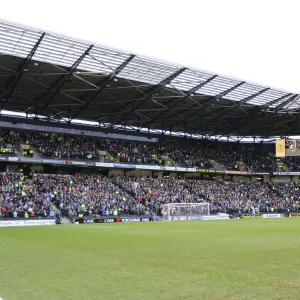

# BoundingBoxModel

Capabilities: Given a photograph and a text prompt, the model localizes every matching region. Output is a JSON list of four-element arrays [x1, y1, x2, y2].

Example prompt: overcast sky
[[1, 0, 299, 93]]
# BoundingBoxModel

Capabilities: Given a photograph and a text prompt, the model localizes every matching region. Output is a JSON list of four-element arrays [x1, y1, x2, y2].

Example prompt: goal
[[162, 203, 210, 221]]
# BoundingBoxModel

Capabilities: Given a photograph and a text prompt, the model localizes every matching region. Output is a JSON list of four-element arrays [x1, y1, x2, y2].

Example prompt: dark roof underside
[[0, 19, 299, 138]]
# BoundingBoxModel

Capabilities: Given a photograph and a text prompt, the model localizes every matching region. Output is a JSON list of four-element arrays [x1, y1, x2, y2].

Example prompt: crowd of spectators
[[20, 132, 279, 171], [24, 132, 109, 161], [0, 173, 54, 218], [0, 129, 19, 155], [237, 151, 276, 171], [283, 157, 300, 171], [0, 129, 294, 173], [109, 141, 169, 165], [1, 173, 300, 219]]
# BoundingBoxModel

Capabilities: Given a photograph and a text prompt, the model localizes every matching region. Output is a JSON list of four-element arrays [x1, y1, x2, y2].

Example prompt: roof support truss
[[220, 93, 293, 135], [169, 81, 245, 131], [72, 54, 135, 119], [0, 32, 46, 110], [144, 75, 218, 128], [191, 87, 270, 134], [39, 44, 94, 114], [114, 67, 187, 124], [262, 94, 299, 136]]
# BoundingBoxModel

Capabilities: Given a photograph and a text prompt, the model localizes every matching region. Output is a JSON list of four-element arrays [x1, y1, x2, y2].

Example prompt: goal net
[[162, 203, 210, 221]]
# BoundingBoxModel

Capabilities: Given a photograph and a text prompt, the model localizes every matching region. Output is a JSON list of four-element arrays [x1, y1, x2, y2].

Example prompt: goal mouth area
[[162, 203, 210, 221], [164, 203, 209, 207]]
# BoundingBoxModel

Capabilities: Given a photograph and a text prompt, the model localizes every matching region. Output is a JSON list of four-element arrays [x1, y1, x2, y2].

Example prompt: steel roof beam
[[273, 94, 299, 112], [72, 54, 135, 119], [239, 87, 270, 105], [169, 81, 245, 131], [114, 67, 187, 124], [143, 75, 218, 127], [190, 87, 270, 133], [0, 32, 46, 110], [220, 93, 293, 135], [262, 94, 299, 136], [292, 108, 300, 133], [39, 44, 94, 114], [235, 94, 298, 137]]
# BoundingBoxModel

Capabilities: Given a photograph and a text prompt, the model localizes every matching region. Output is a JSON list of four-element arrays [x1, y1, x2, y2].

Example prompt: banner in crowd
[[74, 217, 153, 224], [275, 138, 300, 157], [275, 139, 286, 157], [285, 139, 300, 157], [0, 219, 56, 227]]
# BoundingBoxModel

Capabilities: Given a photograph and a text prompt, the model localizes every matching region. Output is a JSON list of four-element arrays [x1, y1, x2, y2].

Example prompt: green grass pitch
[[1, 219, 300, 300]]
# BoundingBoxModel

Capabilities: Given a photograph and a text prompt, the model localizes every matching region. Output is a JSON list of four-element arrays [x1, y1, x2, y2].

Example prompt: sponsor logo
[[202, 215, 230, 221], [104, 218, 115, 223], [0, 220, 55, 227], [197, 169, 224, 174], [190, 216, 203, 220], [114, 164, 136, 169], [95, 162, 114, 168], [224, 170, 248, 175], [121, 218, 141, 222], [140, 218, 150, 222], [262, 214, 282, 219], [290, 213, 300, 217], [71, 161, 87, 166], [242, 214, 262, 219], [175, 167, 186, 172], [136, 165, 161, 170], [43, 159, 64, 165], [163, 167, 175, 171], [251, 172, 269, 175], [82, 219, 94, 223], [8, 157, 19, 162], [273, 172, 300, 175], [75, 217, 151, 224], [0, 221, 17, 226]]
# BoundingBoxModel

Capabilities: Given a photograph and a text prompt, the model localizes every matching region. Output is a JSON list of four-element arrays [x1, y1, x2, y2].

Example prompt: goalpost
[[162, 203, 210, 221]]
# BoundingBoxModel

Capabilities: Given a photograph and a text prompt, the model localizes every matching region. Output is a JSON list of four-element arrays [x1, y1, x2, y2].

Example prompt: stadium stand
[[0, 129, 19, 155], [19, 130, 277, 171], [0, 20, 299, 222], [0, 173, 53, 218], [283, 157, 300, 171], [1, 172, 300, 219]]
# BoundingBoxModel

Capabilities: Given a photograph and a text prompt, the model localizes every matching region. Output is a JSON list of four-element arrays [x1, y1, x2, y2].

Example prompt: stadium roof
[[0, 19, 299, 138]]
